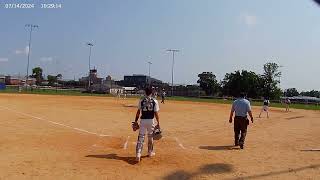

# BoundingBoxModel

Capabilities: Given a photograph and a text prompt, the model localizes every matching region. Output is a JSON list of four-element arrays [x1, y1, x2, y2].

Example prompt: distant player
[[229, 92, 254, 149], [161, 91, 166, 104], [284, 98, 291, 112], [259, 98, 270, 118], [151, 87, 158, 99], [117, 89, 121, 99], [152, 89, 158, 99], [132, 87, 160, 162]]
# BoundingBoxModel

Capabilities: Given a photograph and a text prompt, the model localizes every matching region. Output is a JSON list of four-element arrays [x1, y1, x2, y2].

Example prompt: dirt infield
[[0, 94, 319, 180]]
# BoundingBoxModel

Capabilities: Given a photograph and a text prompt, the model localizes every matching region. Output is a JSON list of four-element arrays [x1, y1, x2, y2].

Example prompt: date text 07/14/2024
[[3, 3, 62, 9]]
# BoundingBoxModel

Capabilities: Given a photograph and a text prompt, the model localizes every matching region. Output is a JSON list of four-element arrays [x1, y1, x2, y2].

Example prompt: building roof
[[281, 96, 320, 102], [124, 87, 137, 91]]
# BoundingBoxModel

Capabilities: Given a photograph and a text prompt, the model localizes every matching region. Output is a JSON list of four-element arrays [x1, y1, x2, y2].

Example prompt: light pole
[[147, 61, 152, 77], [167, 49, 179, 96], [147, 61, 152, 86], [279, 65, 284, 95], [55, 59, 60, 93], [25, 24, 39, 87], [86, 42, 94, 88]]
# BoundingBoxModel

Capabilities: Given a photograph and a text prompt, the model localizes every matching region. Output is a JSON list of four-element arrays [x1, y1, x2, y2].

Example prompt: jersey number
[[142, 102, 153, 111]]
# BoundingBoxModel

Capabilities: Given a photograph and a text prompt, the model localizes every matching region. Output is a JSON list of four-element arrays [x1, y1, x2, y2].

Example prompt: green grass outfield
[[1, 87, 319, 110], [167, 96, 320, 110], [0, 86, 113, 97]]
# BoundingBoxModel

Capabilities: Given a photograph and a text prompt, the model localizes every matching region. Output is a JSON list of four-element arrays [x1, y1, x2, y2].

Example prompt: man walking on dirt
[[133, 87, 160, 162], [229, 93, 254, 149]]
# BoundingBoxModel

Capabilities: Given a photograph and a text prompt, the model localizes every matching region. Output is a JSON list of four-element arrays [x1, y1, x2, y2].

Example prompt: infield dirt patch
[[0, 94, 319, 179]]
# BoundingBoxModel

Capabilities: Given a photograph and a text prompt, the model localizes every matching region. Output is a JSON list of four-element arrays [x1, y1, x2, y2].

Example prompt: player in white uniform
[[133, 87, 160, 162], [161, 91, 166, 104], [284, 98, 291, 112], [259, 98, 270, 118]]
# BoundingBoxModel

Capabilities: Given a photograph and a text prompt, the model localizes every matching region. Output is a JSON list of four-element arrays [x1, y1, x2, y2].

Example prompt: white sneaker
[[136, 154, 141, 162], [148, 152, 156, 157]]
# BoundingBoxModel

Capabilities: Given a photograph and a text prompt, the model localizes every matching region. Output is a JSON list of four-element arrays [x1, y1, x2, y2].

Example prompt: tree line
[[284, 88, 320, 98], [31, 67, 62, 86], [30, 64, 319, 99], [197, 62, 283, 100]]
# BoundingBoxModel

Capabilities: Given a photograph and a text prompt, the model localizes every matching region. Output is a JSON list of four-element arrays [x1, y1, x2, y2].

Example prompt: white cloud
[[15, 46, 29, 55], [15, 50, 23, 54], [239, 13, 258, 27], [0, 58, 9, 62], [40, 57, 53, 62]]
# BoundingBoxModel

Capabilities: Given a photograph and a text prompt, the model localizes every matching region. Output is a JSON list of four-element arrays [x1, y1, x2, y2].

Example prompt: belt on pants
[[235, 116, 247, 119]]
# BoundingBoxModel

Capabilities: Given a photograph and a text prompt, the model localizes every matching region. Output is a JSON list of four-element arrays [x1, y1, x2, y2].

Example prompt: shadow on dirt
[[227, 164, 320, 180], [199, 145, 239, 151], [86, 154, 148, 165], [285, 116, 305, 120], [163, 163, 233, 180]]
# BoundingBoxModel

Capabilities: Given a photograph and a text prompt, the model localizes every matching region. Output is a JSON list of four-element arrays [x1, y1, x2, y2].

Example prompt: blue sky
[[0, 0, 319, 91]]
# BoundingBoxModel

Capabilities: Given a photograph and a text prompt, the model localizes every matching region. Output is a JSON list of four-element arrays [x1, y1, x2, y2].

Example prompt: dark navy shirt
[[138, 96, 160, 119]]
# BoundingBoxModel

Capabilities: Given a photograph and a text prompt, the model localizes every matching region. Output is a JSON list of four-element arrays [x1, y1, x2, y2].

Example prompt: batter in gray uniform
[[229, 93, 254, 149]]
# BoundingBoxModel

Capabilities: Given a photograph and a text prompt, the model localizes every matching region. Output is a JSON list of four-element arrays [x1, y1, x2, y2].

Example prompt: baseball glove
[[132, 121, 139, 131], [153, 125, 162, 140]]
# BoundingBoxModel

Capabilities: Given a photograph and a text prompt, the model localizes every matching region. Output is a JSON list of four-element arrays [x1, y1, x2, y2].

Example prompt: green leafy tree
[[300, 90, 320, 98], [284, 88, 299, 97], [221, 70, 264, 98], [47, 74, 63, 86], [262, 62, 282, 99], [32, 67, 43, 85], [197, 72, 220, 96], [47, 75, 57, 86]]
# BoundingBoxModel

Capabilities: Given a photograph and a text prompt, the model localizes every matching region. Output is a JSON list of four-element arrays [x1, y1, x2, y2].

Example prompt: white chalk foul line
[[174, 137, 186, 149], [99, 134, 111, 137], [48, 120, 73, 128], [73, 128, 99, 136], [0, 106, 111, 137], [123, 136, 130, 150]]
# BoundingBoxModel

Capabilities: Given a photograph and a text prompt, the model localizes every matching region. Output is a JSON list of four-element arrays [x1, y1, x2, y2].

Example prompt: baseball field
[[0, 93, 319, 180]]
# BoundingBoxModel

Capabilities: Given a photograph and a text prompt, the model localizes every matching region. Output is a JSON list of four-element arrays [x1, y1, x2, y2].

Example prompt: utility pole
[[25, 24, 39, 87], [167, 49, 179, 96], [86, 42, 94, 89]]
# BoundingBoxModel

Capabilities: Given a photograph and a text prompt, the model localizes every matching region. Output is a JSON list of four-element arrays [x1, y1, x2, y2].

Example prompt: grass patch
[[167, 96, 320, 111], [0, 87, 113, 97], [1, 88, 319, 110]]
